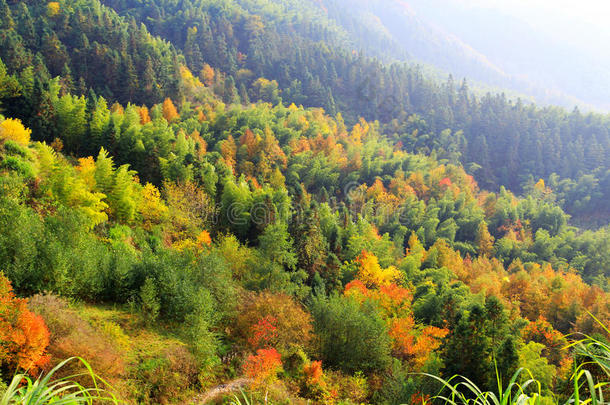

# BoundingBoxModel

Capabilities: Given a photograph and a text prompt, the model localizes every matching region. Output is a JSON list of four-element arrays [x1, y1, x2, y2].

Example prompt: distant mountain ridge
[[314, 0, 610, 111]]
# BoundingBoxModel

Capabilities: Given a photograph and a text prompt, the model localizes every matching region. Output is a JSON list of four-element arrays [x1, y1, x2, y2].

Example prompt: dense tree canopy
[[0, 0, 609, 403]]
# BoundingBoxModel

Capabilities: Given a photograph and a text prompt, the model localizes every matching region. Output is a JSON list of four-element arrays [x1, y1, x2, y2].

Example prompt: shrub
[[182, 289, 219, 370], [324, 369, 369, 404], [234, 291, 313, 355], [3, 140, 30, 158], [0, 118, 31, 145], [310, 294, 391, 373], [139, 277, 160, 325], [133, 345, 198, 405], [134, 249, 236, 324], [0, 273, 49, 373], [0, 156, 34, 179], [242, 348, 283, 388]]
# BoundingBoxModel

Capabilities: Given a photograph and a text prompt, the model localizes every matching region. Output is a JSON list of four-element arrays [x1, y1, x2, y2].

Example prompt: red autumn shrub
[[300, 360, 328, 401], [303, 360, 324, 384], [247, 315, 279, 349], [242, 347, 282, 387]]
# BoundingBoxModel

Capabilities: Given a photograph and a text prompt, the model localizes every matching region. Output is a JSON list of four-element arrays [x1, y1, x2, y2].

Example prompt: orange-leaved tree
[[389, 317, 448, 369], [0, 273, 50, 372], [162, 98, 179, 122], [235, 291, 312, 354]]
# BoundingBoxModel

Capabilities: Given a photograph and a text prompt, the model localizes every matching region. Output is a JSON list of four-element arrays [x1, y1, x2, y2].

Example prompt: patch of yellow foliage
[[47, 2, 60, 17], [138, 183, 169, 226], [0, 118, 31, 145], [179, 66, 203, 89], [356, 250, 402, 288]]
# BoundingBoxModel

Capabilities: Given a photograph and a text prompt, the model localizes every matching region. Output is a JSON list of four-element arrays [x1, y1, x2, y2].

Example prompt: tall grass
[[418, 361, 607, 405], [565, 314, 610, 405], [418, 367, 544, 405], [417, 316, 610, 405], [0, 357, 120, 404], [569, 315, 610, 377], [229, 390, 253, 405]]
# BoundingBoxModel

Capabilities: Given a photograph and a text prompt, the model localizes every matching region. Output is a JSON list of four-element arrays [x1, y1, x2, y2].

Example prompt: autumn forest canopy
[[0, 0, 609, 404]]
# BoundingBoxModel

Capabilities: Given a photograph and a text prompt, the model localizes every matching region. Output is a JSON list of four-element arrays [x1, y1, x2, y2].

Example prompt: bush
[[0, 199, 43, 293], [0, 156, 34, 178], [182, 289, 219, 370], [310, 294, 391, 373], [139, 277, 160, 325], [234, 291, 313, 355], [132, 345, 198, 405], [3, 140, 31, 158], [0, 273, 49, 374], [0, 200, 130, 299]]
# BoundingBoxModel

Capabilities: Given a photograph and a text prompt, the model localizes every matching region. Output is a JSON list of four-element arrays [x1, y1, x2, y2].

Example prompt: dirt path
[[190, 378, 253, 404]]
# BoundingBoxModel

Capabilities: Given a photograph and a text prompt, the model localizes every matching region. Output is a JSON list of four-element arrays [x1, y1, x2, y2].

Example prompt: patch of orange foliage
[[389, 318, 448, 369], [162, 98, 179, 122], [242, 348, 282, 386], [345, 272, 447, 371], [0, 273, 50, 372], [196, 230, 212, 248], [220, 135, 237, 172], [138, 106, 151, 125], [522, 316, 567, 367], [439, 177, 452, 188], [411, 392, 431, 404], [303, 360, 324, 385]]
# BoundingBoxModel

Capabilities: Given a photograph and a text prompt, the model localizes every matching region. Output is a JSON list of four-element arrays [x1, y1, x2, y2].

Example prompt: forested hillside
[[2, 0, 608, 225], [0, 0, 609, 404]]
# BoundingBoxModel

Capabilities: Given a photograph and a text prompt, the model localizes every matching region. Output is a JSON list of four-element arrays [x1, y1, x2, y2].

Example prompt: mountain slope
[[335, 0, 610, 111], [1, 0, 609, 222], [0, 0, 185, 108], [1, 1, 610, 403]]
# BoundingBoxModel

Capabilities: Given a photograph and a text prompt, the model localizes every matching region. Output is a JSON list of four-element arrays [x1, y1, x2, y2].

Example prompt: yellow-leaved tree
[[356, 250, 402, 288], [0, 118, 31, 145], [162, 98, 179, 122], [47, 2, 60, 17], [138, 183, 169, 227]]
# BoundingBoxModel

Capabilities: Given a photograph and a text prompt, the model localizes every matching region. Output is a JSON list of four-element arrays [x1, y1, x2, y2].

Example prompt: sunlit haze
[[465, 0, 610, 46]]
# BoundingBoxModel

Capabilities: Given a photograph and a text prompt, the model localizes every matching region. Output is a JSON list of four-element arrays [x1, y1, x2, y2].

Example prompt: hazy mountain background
[[314, 0, 610, 111]]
